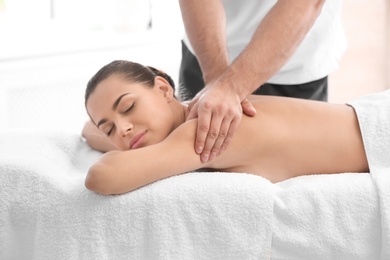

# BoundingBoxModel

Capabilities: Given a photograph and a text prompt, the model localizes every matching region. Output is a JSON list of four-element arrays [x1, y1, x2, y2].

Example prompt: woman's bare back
[[207, 95, 368, 182]]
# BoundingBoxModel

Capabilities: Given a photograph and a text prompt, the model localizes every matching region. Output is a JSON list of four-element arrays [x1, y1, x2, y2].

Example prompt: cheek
[[145, 102, 175, 137], [111, 136, 127, 151]]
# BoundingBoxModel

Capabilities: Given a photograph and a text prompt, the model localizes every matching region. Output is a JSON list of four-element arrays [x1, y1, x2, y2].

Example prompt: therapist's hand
[[187, 86, 256, 162]]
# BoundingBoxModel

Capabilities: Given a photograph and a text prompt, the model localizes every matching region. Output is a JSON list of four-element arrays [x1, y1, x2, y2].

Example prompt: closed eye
[[106, 125, 115, 136], [124, 103, 135, 114]]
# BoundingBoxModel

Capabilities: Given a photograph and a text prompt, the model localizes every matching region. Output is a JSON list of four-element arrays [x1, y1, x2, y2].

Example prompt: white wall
[[2, 0, 388, 134], [329, 0, 389, 102], [0, 0, 184, 134]]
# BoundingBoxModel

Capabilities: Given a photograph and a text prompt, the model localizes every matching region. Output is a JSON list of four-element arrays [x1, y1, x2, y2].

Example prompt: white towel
[[347, 89, 390, 260], [0, 132, 102, 260], [270, 90, 390, 259], [0, 132, 274, 260], [2, 90, 390, 259], [272, 173, 381, 260]]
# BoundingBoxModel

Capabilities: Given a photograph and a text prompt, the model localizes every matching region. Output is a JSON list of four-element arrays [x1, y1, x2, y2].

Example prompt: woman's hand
[[82, 120, 117, 152]]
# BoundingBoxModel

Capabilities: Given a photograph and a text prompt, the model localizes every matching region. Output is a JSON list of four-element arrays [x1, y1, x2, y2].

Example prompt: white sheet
[[272, 173, 381, 259], [1, 90, 389, 259], [0, 132, 385, 260], [0, 133, 274, 260], [347, 89, 390, 260]]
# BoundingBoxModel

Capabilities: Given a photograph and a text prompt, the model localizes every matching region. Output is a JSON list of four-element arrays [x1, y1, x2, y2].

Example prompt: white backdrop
[[0, 0, 183, 134], [0, 34, 182, 134]]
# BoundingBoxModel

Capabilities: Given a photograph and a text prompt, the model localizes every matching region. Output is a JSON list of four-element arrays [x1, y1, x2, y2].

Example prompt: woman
[[84, 60, 369, 195]]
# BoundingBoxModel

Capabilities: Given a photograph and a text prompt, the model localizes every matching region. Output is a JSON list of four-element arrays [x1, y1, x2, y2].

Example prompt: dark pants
[[179, 41, 328, 101]]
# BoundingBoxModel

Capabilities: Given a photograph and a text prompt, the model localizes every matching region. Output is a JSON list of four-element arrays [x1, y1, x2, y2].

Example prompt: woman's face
[[86, 74, 177, 151]]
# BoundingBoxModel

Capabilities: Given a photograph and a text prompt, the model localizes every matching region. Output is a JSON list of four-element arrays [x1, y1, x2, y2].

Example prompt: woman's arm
[[85, 120, 207, 195], [82, 120, 117, 152]]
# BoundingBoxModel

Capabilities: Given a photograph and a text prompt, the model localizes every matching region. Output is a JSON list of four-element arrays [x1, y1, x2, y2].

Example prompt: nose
[[117, 121, 133, 137]]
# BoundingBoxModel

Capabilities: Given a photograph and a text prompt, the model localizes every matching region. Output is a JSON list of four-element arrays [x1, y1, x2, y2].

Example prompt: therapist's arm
[[179, 0, 229, 84], [218, 0, 326, 98], [179, 0, 256, 162], [180, 0, 326, 162]]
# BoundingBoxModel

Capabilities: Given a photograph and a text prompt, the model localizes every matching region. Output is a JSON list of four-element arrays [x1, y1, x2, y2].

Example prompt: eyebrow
[[112, 93, 130, 111], [96, 93, 130, 128]]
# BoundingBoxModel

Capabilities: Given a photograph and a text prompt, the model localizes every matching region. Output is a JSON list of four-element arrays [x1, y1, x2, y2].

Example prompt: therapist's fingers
[[186, 99, 211, 155], [186, 86, 243, 162], [199, 112, 224, 162], [187, 90, 203, 114], [241, 98, 257, 117], [207, 117, 237, 161], [199, 101, 242, 162], [186, 94, 202, 121], [187, 99, 198, 115], [186, 100, 198, 120]]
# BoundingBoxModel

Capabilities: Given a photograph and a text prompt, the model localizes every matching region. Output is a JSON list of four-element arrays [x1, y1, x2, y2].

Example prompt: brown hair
[[85, 60, 175, 104]]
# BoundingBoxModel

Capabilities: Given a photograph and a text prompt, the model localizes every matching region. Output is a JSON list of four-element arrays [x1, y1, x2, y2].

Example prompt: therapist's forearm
[[179, 0, 229, 84], [218, 0, 326, 101]]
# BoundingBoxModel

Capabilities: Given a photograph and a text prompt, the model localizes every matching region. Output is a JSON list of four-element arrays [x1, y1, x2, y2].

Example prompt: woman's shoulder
[[167, 119, 197, 140]]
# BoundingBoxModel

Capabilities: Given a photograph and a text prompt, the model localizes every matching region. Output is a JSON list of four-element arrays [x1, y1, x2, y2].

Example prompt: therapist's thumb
[[241, 98, 256, 117], [186, 101, 199, 121]]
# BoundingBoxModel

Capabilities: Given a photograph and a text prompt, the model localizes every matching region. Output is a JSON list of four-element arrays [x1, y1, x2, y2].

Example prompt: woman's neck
[[171, 100, 189, 129]]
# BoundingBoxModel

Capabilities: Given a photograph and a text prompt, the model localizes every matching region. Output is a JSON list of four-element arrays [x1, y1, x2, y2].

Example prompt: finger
[[220, 115, 241, 153], [241, 98, 256, 117], [186, 101, 199, 120], [208, 117, 231, 161], [187, 99, 197, 113], [195, 104, 213, 155], [200, 113, 224, 162], [187, 90, 203, 112]]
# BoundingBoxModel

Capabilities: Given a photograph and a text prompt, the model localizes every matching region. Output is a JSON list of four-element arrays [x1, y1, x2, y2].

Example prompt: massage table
[[1, 90, 389, 259]]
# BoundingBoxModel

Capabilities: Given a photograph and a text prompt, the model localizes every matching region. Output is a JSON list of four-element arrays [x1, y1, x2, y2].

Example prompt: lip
[[129, 131, 147, 149]]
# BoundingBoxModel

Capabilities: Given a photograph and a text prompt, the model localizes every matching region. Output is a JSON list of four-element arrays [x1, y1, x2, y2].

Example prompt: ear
[[153, 76, 174, 102]]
